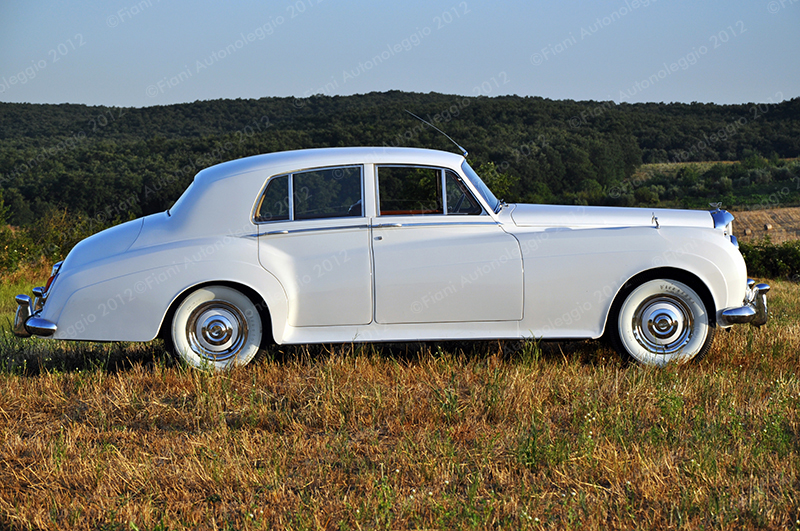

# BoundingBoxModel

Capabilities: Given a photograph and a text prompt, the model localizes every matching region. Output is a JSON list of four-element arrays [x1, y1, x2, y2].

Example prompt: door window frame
[[375, 165, 484, 217]]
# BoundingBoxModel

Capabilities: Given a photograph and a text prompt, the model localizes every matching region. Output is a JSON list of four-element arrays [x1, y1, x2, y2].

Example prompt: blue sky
[[1, 0, 798, 107]]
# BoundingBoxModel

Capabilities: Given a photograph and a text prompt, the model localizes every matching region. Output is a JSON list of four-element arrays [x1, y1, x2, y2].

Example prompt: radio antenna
[[405, 110, 468, 158]]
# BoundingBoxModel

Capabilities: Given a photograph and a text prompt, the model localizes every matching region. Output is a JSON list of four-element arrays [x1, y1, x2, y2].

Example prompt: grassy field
[[732, 207, 800, 244], [0, 274, 798, 530]]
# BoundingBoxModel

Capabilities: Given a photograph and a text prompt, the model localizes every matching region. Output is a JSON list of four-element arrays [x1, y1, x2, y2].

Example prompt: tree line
[[1, 91, 799, 230]]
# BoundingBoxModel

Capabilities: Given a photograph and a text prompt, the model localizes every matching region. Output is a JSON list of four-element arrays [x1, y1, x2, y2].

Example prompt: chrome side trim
[[373, 221, 498, 229], [264, 224, 369, 236], [288, 173, 295, 220]]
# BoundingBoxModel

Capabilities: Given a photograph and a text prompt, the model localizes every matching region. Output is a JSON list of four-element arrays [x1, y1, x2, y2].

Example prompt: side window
[[255, 166, 363, 222], [378, 166, 442, 216], [294, 167, 362, 219], [256, 175, 290, 222], [446, 171, 482, 215]]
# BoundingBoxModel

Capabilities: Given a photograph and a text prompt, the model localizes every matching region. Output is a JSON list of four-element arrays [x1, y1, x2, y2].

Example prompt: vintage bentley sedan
[[14, 147, 769, 369]]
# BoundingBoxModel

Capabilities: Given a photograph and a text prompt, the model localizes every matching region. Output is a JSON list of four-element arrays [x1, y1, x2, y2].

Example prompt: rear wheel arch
[[158, 280, 274, 345]]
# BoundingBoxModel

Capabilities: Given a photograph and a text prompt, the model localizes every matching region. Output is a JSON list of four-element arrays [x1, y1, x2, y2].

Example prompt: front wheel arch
[[608, 268, 717, 327], [605, 268, 717, 365]]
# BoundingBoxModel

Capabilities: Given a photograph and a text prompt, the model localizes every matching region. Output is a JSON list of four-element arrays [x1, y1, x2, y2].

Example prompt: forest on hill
[[1, 91, 799, 231]]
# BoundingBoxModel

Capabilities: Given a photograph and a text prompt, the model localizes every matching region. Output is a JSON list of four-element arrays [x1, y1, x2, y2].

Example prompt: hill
[[1, 92, 799, 226]]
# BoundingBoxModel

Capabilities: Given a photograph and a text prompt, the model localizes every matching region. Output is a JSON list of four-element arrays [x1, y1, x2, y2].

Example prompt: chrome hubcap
[[201, 315, 234, 346], [632, 295, 693, 354], [186, 300, 248, 362]]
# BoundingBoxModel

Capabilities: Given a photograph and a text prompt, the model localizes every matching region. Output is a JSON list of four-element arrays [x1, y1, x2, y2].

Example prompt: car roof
[[195, 147, 467, 184]]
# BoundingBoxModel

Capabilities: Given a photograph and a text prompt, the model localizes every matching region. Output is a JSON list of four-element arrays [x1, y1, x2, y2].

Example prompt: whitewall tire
[[171, 286, 263, 370], [612, 279, 715, 366]]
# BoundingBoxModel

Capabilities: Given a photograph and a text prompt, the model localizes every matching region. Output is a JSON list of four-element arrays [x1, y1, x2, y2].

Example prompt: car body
[[14, 147, 769, 369]]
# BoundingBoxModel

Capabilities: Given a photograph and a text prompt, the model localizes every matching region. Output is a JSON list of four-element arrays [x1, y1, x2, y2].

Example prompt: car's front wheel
[[610, 278, 715, 366], [170, 285, 264, 370]]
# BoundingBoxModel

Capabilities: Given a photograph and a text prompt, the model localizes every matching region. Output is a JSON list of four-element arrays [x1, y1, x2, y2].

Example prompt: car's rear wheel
[[610, 278, 715, 366], [171, 285, 263, 370]]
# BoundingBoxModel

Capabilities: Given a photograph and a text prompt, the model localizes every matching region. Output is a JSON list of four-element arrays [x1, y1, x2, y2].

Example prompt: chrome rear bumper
[[13, 292, 57, 338], [720, 279, 770, 327], [13, 261, 61, 338]]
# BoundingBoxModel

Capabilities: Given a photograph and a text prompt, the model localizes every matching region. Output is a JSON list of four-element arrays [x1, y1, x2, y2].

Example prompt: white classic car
[[14, 147, 769, 369]]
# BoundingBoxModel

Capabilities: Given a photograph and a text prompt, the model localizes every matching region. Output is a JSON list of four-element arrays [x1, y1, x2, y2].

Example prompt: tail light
[[44, 261, 63, 294]]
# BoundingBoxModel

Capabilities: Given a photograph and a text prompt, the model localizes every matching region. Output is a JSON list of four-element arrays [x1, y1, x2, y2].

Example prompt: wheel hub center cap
[[653, 312, 676, 333], [647, 307, 681, 339], [201, 315, 234, 346]]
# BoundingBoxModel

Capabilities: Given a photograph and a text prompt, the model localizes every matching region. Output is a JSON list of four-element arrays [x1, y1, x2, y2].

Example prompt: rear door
[[256, 166, 372, 327]]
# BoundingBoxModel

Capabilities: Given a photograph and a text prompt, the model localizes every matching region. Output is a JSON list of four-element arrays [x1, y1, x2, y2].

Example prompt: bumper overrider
[[720, 279, 770, 327], [12, 262, 61, 338]]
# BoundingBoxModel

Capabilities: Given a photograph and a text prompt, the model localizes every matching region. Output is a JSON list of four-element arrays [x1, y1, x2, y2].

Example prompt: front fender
[[512, 226, 745, 339]]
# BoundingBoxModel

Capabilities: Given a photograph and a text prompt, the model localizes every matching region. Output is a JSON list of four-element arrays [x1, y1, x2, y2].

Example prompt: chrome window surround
[[375, 165, 485, 217], [253, 165, 365, 224], [461, 161, 500, 213]]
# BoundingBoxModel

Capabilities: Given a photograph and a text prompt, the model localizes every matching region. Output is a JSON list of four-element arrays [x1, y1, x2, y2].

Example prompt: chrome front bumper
[[13, 290, 57, 338], [720, 279, 770, 327]]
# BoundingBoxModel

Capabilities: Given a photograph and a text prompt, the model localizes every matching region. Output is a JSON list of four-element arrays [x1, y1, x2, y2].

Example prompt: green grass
[[0, 277, 35, 318]]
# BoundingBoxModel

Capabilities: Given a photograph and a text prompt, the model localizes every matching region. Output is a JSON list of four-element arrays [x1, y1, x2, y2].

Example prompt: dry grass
[[732, 207, 800, 244], [0, 281, 799, 530]]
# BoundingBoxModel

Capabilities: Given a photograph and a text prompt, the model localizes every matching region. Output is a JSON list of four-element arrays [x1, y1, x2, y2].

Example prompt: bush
[[0, 208, 115, 277], [26, 209, 114, 264], [0, 225, 34, 274], [739, 238, 800, 279], [0, 192, 36, 274]]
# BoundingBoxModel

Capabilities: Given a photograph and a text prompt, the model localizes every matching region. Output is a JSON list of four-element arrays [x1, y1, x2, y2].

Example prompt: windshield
[[461, 160, 500, 213]]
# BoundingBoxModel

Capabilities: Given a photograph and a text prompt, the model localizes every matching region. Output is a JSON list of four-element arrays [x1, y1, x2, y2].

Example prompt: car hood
[[509, 204, 714, 230], [61, 217, 145, 270]]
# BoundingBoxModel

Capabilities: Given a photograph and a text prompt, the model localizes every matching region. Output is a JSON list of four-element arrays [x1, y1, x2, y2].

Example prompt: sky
[[0, 0, 798, 108]]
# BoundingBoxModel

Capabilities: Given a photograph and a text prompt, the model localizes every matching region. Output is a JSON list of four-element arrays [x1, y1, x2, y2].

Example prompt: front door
[[371, 165, 523, 324]]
